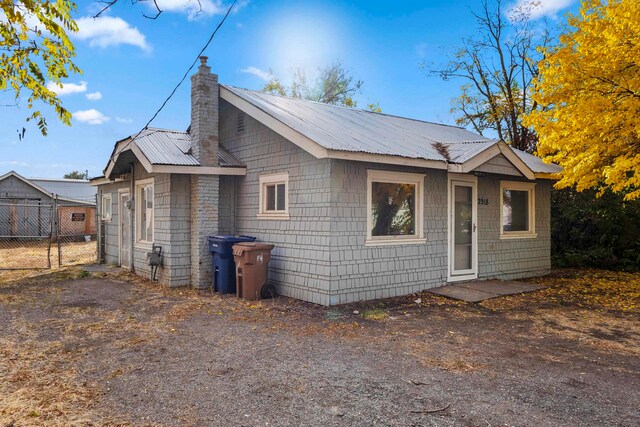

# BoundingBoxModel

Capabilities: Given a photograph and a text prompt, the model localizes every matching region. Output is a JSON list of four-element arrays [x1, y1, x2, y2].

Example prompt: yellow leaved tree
[[0, 0, 80, 136], [525, 0, 640, 200]]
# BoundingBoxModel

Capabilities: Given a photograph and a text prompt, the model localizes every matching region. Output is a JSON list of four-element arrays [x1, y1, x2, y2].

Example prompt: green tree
[[64, 170, 87, 179], [262, 62, 381, 111], [428, 0, 551, 152], [1, 0, 81, 136]]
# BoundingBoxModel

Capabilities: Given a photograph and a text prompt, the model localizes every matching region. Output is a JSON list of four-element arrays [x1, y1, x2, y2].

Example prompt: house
[[0, 170, 96, 239], [92, 57, 561, 305]]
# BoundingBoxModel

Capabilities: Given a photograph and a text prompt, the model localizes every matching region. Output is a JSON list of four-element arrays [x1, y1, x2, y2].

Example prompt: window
[[366, 170, 425, 245], [101, 194, 112, 221], [500, 181, 536, 238], [258, 172, 289, 219], [135, 178, 154, 245]]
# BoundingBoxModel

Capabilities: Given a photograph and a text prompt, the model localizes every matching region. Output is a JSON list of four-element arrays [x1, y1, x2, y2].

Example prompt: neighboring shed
[[0, 171, 96, 238]]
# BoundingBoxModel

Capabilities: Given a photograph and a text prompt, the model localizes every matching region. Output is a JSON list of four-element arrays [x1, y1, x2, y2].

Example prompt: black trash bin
[[208, 235, 256, 293]]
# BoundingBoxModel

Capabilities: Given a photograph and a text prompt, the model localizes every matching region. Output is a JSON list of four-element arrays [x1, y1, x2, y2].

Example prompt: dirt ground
[[1, 267, 639, 426]]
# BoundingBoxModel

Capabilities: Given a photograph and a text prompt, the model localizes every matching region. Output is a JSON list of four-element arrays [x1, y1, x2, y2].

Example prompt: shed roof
[[30, 177, 96, 203], [0, 171, 95, 205]]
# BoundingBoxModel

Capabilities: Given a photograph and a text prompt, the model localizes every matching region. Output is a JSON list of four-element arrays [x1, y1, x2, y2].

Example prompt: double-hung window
[[136, 178, 154, 245], [500, 181, 536, 238], [366, 170, 425, 245], [258, 172, 289, 219], [101, 194, 112, 221]]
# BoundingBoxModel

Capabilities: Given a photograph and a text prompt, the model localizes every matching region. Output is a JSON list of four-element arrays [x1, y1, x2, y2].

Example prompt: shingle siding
[[328, 161, 449, 304], [472, 153, 523, 177], [220, 100, 333, 305], [477, 176, 551, 279], [98, 163, 195, 287]]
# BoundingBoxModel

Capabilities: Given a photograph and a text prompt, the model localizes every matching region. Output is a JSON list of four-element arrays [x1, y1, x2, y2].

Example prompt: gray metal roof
[[30, 177, 97, 203], [132, 128, 244, 167], [512, 148, 562, 174], [443, 141, 498, 163], [223, 85, 493, 162]]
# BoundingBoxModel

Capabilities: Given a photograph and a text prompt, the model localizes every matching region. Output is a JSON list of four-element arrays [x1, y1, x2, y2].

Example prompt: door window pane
[[503, 189, 529, 232], [454, 185, 473, 270], [371, 182, 416, 236]]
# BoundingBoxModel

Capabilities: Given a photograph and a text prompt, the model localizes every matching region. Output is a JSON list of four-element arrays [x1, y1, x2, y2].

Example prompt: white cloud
[[73, 109, 110, 125], [75, 16, 150, 51], [0, 160, 29, 167], [155, 0, 225, 20], [86, 91, 102, 101], [115, 117, 133, 123], [153, 0, 248, 20], [240, 66, 271, 81], [509, 0, 576, 20], [46, 81, 88, 96]]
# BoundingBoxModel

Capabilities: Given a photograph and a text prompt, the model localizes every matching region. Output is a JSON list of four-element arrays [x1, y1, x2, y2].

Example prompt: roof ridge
[[221, 84, 476, 131]]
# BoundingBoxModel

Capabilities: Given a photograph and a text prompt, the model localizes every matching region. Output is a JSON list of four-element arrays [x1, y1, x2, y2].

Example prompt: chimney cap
[[199, 56, 208, 66]]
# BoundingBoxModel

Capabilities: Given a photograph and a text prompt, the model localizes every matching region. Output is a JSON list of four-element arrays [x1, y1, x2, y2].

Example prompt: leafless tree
[[428, 0, 552, 153]]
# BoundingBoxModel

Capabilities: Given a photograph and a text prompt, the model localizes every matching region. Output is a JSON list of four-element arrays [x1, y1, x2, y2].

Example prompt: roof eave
[[447, 141, 536, 180], [325, 149, 447, 170]]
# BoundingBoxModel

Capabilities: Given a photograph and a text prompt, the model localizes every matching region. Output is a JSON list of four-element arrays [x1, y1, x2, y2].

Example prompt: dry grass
[[481, 268, 640, 313], [0, 239, 96, 271]]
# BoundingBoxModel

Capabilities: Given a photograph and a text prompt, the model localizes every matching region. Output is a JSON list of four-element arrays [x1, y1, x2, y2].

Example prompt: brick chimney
[[190, 56, 218, 166], [189, 56, 220, 289]]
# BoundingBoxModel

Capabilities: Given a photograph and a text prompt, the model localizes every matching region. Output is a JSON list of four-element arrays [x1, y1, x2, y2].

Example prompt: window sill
[[257, 213, 290, 220], [365, 238, 426, 247], [499, 233, 538, 240]]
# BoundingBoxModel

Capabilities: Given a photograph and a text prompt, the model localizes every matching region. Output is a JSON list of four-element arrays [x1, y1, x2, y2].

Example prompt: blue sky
[[0, 0, 578, 178]]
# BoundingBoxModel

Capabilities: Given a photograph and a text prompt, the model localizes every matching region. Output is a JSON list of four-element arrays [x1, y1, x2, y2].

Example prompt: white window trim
[[135, 177, 154, 248], [500, 180, 537, 239], [366, 170, 426, 246], [258, 172, 290, 219], [101, 194, 112, 222]]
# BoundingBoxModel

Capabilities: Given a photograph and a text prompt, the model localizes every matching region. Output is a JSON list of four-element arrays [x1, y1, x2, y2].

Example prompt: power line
[[109, 0, 237, 164]]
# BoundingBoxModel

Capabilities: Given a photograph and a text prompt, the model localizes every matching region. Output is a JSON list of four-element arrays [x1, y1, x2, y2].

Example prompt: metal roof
[[512, 148, 562, 174], [131, 128, 244, 167], [444, 141, 498, 163], [0, 171, 95, 205], [223, 85, 493, 162], [30, 177, 97, 203]]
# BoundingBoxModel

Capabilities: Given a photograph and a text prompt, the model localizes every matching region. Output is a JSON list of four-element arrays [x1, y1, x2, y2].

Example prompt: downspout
[[96, 191, 102, 263], [130, 163, 135, 272]]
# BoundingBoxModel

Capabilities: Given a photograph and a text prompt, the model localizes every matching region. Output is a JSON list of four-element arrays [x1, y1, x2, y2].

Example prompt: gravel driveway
[[1, 268, 639, 426]]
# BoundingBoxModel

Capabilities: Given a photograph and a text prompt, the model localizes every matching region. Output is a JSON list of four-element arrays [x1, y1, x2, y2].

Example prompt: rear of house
[[94, 57, 560, 305]]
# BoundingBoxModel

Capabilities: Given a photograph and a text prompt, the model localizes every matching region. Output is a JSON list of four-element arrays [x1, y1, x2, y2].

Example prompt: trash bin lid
[[208, 235, 256, 243], [233, 242, 274, 251]]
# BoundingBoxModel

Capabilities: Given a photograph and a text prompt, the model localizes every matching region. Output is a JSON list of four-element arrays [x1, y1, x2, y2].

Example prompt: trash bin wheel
[[261, 283, 277, 299]]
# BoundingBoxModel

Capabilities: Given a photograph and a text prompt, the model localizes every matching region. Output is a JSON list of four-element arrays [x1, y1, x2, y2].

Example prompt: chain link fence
[[0, 200, 54, 269], [56, 204, 98, 266], [0, 198, 98, 270]]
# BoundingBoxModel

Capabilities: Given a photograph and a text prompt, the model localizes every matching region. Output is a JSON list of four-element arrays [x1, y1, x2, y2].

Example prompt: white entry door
[[119, 191, 131, 268], [449, 178, 477, 281]]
